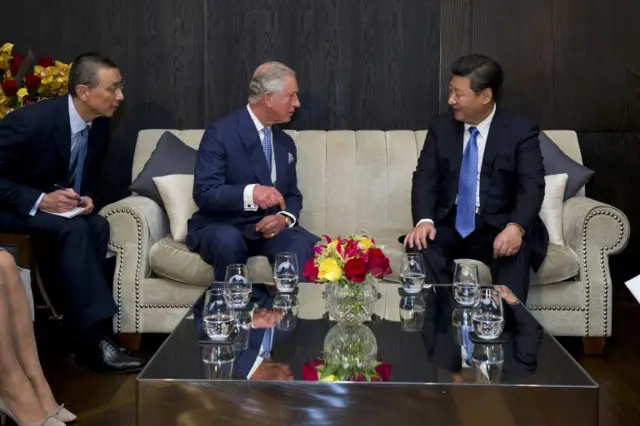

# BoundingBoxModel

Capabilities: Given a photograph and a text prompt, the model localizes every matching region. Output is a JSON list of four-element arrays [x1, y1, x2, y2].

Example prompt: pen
[[53, 184, 85, 207]]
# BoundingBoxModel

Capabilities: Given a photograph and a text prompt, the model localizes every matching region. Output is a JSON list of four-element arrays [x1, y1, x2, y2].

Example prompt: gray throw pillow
[[538, 132, 594, 200], [129, 131, 198, 208]]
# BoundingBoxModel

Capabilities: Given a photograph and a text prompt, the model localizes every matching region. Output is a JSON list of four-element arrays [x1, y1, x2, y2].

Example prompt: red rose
[[23, 74, 41, 92], [10, 54, 24, 75], [302, 258, 319, 282], [1, 79, 18, 97], [344, 258, 367, 282], [368, 248, 392, 278], [302, 360, 323, 380], [37, 56, 54, 68]]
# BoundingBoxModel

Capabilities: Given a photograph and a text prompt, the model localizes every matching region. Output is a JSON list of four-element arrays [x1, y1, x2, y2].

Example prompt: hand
[[80, 196, 94, 215], [253, 185, 286, 210], [403, 221, 437, 250], [252, 308, 283, 328], [494, 285, 519, 305], [39, 189, 80, 213], [493, 224, 523, 258], [250, 360, 293, 381], [256, 215, 287, 239]]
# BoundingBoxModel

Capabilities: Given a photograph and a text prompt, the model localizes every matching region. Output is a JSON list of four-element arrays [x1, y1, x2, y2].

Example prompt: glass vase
[[324, 277, 378, 323], [323, 322, 378, 370]]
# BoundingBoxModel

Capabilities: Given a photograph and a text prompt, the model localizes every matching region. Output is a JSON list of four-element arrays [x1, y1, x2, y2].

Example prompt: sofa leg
[[119, 333, 142, 351], [582, 336, 606, 355]]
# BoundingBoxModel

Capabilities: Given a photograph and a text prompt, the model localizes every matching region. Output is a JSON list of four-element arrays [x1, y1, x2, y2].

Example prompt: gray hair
[[248, 62, 295, 104]]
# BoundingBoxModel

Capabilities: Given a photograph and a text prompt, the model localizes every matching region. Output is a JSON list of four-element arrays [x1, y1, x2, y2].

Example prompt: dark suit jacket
[[411, 108, 548, 271], [188, 108, 303, 240], [0, 96, 109, 226]]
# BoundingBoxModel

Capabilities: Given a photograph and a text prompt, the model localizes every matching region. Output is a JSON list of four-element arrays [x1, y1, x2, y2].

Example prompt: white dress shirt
[[242, 104, 296, 226], [418, 104, 496, 226], [246, 326, 275, 379]]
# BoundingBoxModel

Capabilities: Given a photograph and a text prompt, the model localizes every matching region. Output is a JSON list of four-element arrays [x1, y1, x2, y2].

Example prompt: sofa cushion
[[539, 132, 594, 200], [531, 244, 580, 286], [129, 131, 198, 208], [153, 174, 198, 243], [539, 173, 568, 246]]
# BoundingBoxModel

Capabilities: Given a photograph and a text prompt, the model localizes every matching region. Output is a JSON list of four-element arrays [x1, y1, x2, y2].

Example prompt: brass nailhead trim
[[140, 304, 192, 309]]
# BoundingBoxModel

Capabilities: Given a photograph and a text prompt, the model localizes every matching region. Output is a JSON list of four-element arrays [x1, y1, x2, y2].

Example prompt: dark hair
[[68, 53, 118, 97], [451, 54, 503, 102]]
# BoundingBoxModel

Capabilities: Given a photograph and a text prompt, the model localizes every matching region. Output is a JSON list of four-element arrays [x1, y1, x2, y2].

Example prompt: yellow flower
[[17, 88, 28, 100], [318, 258, 342, 281], [327, 240, 338, 250], [359, 237, 373, 251], [0, 43, 14, 55], [319, 375, 336, 382]]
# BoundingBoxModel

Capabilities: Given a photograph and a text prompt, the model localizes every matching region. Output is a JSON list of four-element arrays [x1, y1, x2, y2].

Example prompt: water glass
[[274, 252, 299, 292], [472, 344, 504, 384], [225, 264, 252, 308], [471, 288, 505, 340], [232, 310, 252, 350], [399, 253, 426, 294], [273, 293, 299, 331], [399, 295, 426, 332], [453, 262, 480, 305], [452, 306, 473, 346], [202, 345, 235, 380], [203, 286, 236, 341]]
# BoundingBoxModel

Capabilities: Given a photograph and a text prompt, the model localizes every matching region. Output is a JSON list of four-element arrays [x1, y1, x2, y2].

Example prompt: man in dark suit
[[0, 53, 143, 372], [187, 62, 320, 281], [405, 54, 548, 303]]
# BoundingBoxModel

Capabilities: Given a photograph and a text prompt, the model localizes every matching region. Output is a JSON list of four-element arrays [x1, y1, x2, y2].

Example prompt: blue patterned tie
[[260, 327, 272, 359], [262, 128, 273, 176], [455, 127, 479, 238], [69, 127, 89, 194]]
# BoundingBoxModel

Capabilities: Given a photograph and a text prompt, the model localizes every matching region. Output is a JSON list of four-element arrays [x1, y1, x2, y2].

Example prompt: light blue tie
[[262, 128, 273, 176], [455, 127, 479, 238], [69, 127, 89, 194], [259, 327, 272, 359]]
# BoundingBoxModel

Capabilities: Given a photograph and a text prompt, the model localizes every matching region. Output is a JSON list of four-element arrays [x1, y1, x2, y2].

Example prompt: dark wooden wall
[[4, 0, 640, 295]]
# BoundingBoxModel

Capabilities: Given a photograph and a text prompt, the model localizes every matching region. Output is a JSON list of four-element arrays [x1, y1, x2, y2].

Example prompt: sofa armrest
[[562, 196, 630, 336], [99, 195, 170, 333]]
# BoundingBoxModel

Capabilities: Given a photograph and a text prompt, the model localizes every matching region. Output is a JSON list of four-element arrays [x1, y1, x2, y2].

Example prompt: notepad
[[42, 207, 85, 219]]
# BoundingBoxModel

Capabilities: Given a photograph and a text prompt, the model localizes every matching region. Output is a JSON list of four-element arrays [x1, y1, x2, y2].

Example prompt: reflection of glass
[[233, 310, 252, 350], [203, 286, 235, 340], [274, 252, 299, 293], [452, 306, 473, 346], [471, 288, 505, 340], [202, 345, 235, 380], [323, 322, 378, 369], [472, 344, 504, 384], [399, 295, 426, 332], [399, 253, 426, 293], [224, 264, 252, 308], [453, 263, 479, 305], [273, 293, 299, 331]]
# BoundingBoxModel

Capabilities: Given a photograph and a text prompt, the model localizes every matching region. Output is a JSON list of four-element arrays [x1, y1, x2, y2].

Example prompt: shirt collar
[[68, 95, 92, 135], [464, 103, 496, 138], [246, 104, 270, 134]]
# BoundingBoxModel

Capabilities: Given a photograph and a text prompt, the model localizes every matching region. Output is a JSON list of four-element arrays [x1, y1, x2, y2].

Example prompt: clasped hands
[[404, 221, 522, 258], [253, 185, 288, 239], [249, 308, 293, 381], [39, 188, 94, 215]]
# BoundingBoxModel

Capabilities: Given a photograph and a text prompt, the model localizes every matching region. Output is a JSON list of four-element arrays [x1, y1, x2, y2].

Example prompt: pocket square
[[288, 152, 295, 164]]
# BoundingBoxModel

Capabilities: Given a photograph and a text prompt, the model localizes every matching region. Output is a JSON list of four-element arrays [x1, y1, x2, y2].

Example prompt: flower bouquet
[[303, 234, 392, 323], [302, 359, 392, 382]]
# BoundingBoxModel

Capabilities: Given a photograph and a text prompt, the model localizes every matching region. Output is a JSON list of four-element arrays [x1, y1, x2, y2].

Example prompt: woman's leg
[[0, 253, 48, 424], [0, 252, 59, 414]]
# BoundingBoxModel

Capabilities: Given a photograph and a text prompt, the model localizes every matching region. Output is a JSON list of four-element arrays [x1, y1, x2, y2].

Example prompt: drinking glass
[[273, 252, 299, 293], [399, 295, 426, 332], [203, 286, 235, 340], [225, 264, 252, 308], [232, 310, 252, 351], [273, 293, 299, 331], [399, 253, 426, 294], [472, 344, 504, 384], [471, 288, 505, 340], [202, 345, 235, 380], [453, 262, 480, 305]]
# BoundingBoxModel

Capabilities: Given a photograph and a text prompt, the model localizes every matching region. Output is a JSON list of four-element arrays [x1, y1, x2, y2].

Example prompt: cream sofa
[[100, 129, 629, 348]]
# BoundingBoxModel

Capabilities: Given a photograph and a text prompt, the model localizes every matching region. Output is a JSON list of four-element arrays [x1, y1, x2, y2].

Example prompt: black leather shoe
[[74, 337, 146, 373]]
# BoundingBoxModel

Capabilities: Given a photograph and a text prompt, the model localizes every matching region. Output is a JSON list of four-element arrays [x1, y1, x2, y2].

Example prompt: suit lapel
[[53, 106, 71, 181], [450, 120, 464, 176], [237, 109, 272, 185], [479, 109, 507, 209], [272, 130, 288, 189]]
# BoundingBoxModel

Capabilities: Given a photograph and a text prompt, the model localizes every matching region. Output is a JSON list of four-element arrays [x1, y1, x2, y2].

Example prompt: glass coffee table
[[137, 283, 598, 426]]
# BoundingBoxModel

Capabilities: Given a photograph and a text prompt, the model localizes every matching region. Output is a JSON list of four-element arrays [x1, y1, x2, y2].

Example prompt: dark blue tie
[[455, 127, 480, 238], [262, 128, 273, 176], [69, 127, 89, 193], [259, 327, 272, 359]]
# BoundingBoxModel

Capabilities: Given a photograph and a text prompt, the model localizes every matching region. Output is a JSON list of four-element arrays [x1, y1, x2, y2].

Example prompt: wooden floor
[[36, 302, 640, 426]]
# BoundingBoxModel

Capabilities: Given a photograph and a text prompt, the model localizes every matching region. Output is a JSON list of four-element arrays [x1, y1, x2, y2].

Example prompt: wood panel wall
[[4, 0, 640, 293]]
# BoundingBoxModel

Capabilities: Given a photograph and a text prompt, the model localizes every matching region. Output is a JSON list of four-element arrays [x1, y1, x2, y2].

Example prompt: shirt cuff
[[29, 193, 45, 216], [417, 218, 434, 226], [247, 356, 264, 379], [277, 211, 296, 227], [243, 184, 258, 211]]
